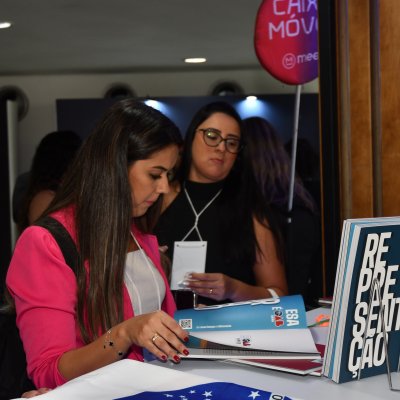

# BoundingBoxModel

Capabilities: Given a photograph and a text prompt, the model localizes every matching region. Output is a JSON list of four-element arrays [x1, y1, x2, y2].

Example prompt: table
[[156, 358, 400, 400], [12, 358, 399, 400]]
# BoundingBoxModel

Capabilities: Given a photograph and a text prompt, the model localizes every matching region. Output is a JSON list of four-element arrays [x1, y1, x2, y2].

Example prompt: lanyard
[[181, 186, 222, 241]]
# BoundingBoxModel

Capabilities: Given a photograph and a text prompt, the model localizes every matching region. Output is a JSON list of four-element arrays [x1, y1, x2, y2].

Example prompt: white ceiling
[[0, 0, 264, 75]]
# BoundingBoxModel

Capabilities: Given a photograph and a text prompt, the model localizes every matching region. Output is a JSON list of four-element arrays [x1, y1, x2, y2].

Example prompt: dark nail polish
[[184, 337, 189, 342], [183, 349, 189, 356], [161, 355, 167, 360], [173, 355, 181, 362]]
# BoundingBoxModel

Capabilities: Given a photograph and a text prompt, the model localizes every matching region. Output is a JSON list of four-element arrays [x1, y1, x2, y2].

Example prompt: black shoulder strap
[[34, 216, 79, 274]]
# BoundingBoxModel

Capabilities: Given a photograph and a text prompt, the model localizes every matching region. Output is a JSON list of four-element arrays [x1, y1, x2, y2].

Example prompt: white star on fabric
[[248, 391, 261, 399], [164, 395, 173, 398], [189, 390, 196, 394], [203, 391, 213, 398]]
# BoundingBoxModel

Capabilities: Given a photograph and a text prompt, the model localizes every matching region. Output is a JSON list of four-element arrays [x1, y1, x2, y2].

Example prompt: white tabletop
[[12, 358, 399, 400], [156, 358, 400, 400]]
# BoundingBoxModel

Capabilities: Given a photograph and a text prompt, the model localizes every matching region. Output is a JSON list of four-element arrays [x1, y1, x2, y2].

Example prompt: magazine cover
[[324, 218, 400, 383], [175, 295, 319, 359]]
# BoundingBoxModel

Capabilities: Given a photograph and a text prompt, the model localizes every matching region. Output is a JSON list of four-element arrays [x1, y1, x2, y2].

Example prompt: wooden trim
[[337, 0, 353, 219], [380, 1, 400, 216], [370, 0, 383, 216]]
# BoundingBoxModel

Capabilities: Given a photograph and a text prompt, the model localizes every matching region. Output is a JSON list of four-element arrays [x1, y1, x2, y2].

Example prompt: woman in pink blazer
[[6, 99, 189, 389]]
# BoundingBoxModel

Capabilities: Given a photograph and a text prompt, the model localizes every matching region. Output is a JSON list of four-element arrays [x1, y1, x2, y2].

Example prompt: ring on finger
[[151, 333, 160, 343], [209, 288, 213, 294]]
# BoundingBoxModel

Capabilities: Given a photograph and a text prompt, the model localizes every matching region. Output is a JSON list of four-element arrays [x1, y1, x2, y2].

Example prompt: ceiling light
[[184, 57, 206, 64], [0, 21, 12, 29], [144, 99, 160, 109]]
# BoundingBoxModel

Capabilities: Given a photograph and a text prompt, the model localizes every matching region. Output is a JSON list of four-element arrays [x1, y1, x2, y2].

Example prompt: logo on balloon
[[283, 53, 296, 70]]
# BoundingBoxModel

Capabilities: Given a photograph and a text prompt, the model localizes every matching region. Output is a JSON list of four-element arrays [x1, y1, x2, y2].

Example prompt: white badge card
[[170, 241, 207, 291]]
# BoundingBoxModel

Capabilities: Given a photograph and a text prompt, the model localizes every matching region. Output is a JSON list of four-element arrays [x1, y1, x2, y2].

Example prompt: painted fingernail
[[183, 349, 190, 356], [184, 337, 189, 342], [173, 355, 181, 362], [161, 355, 167, 360]]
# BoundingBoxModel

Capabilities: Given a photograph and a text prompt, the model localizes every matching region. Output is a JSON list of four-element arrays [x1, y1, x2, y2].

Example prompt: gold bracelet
[[103, 329, 125, 358]]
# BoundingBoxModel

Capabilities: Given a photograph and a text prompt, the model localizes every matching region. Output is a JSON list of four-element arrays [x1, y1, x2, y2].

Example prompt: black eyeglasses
[[197, 128, 242, 154]]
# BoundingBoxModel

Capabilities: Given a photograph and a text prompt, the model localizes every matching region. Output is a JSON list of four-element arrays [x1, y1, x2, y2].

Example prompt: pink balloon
[[254, 0, 319, 85]]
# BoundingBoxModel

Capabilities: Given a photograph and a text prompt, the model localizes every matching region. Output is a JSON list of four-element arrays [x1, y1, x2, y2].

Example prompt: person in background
[[6, 99, 189, 390], [154, 102, 288, 308], [242, 117, 321, 306], [285, 137, 321, 212], [15, 130, 82, 233]]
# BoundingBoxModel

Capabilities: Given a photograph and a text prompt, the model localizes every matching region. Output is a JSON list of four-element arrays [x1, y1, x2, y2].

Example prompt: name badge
[[170, 241, 207, 290]]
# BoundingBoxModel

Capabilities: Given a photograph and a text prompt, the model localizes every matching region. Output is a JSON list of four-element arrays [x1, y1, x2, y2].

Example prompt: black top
[[272, 202, 322, 307], [154, 180, 256, 307]]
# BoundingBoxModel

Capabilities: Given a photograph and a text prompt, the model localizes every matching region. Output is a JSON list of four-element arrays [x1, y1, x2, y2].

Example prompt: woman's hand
[[185, 266, 287, 302], [184, 272, 236, 301], [123, 310, 189, 363], [58, 310, 189, 382]]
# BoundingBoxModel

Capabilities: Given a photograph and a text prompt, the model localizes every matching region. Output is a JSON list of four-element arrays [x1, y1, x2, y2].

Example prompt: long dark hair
[[243, 117, 316, 213], [45, 99, 182, 343], [17, 130, 82, 232], [242, 117, 319, 263], [178, 101, 258, 271]]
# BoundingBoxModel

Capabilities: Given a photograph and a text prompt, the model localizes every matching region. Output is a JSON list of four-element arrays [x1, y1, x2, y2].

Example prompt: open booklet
[[175, 295, 320, 360], [223, 307, 331, 376]]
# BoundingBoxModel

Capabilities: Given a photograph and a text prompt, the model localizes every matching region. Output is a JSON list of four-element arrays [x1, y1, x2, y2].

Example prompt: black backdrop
[[56, 94, 319, 153]]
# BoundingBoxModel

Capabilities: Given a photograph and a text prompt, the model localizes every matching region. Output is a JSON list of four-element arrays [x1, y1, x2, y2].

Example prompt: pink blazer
[[6, 207, 176, 388]]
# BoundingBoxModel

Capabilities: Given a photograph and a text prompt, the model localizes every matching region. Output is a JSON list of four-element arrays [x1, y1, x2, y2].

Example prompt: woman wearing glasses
[[154, 101, 287, 307]]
